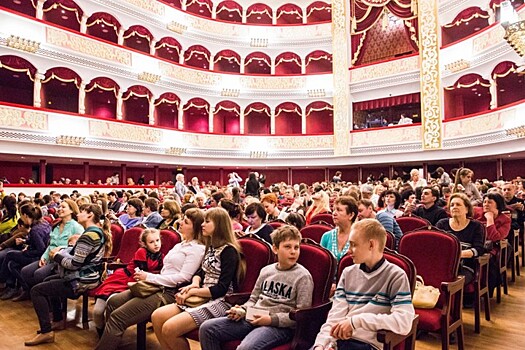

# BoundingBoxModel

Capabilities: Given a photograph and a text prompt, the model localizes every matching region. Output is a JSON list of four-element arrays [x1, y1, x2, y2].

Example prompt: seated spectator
[[313, 219, 415, 350], [195, 193, 207, 209], [107, 192, 121, 213], [199, 225, 314, 350], [502, 182, 524, 236], [320, 197, 358, 262], [220, 199, 243, 232], [285, 212, 306, 230], [0, 196, 19, 238], [305, 190, 331, 225], [408, 169, 427, 190], [280, 187, 296, 207], [244, 202, 274, 244], [118, 198, 144, 230], [142, 198, 163, 228], [436, 167, 451, 187], [358, 199, 403, 245], [157, 200, 182, 230], [377, 190, 403, 219], [261, 193, 283, 222], [404, 186, 448, 225]]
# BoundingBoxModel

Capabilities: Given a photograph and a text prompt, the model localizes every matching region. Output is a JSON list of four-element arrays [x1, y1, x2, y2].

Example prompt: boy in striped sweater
[[313, 219, 415, 350]]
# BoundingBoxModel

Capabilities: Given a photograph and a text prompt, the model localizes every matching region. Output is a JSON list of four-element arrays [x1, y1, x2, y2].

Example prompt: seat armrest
[[288, 301, 332, 350], [224, 292, 251, 306], [107, 262, 127, 271], [377, 314, 419, 350], [440, 275, 465, 295]]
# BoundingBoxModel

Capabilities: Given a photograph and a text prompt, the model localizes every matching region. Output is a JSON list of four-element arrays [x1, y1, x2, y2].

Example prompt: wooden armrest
[[476, 254, 490, 266], [440, 275, 465, 295], [288, 302, 333, 350], [224, 292, 251, 306], [377, 314, 419, 349]]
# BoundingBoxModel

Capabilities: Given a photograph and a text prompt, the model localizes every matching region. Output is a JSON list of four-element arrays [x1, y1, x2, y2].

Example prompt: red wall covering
[[52, 164, 84, 182]]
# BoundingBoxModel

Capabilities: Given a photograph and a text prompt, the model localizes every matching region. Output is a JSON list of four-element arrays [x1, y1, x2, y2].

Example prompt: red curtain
[[353, 92, 420, 111], [446, 74, 490, 90], [306, 101, 333, 115], [215, 100, 240, 114], [216, 1, 242, 18], [184, 97, 209, 112], [404, 18, 419, 51], [85, 77, 119, 93], [155, 37, 182, 51], [186, 0, 213, 17], [43, 0, 84, 23], [275, 52, 302, 73], [155, 92, 180, 105], [0, 55, 36, 77], [443, 7, 489, 28], [122, 85, 152, 100], [87, 12, 121, 30], [245, 102, 270, 116], [214, 49, 241, 64], [245, 51, 271, 66], [123, 25, 153, 41], [275, 102, 301, 117], [246, 3, 273, 23], [276, 4, 303, 24], [492, 61, 517, 78], [43, 67, 81, 87], [185, 45, 210, 60], [306, 1, 331, 23], [351, 0, 415, 34]]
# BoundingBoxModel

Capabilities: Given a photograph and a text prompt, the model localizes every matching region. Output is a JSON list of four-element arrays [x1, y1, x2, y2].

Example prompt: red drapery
[[155, 92, 180, 106], [186, 0, 213, 17], [122, 85, 152, 100], [276, 4, 303, 24], [184, 98, 209, 114], [305, 50, 332, 66], [404, 18, 419, 51], [246, 3, 273, 23], [155, 37, 182, 51], [275, 52, 302, 67], [0, 55, 36, 78], [275, 102, 302, 117], [351, 0, 416, 34], [214, 49, 241, 64], [215, 100, 240, 115], [353, 92, 420, 111], [216, 1, 242, 17], [245, 102, 271, 117], [306, 1, 331, 23], [87, 12, 121, 32], [43, 67, 81, 88], [443, 7, 490, 28], [123, 25, 153, 41], [85, 77, 119, 96], [492, 61, 518, 78], [185, 45, 210, 61], [245, 51, 271, 67], [43, 0, 84, 23], [445, 74, 491, 90], [306, 101, 333, 116]]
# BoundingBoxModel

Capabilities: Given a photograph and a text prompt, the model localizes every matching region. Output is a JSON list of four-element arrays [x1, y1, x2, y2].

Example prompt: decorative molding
[[221, 88, 240, 97], [445, 59, 470, 73], [89, 120, 162, 143], [167, 21, 188, 34], [307, 89, 326, 98], [6, 35, 40, 53], [506, 125, 525, 138], [138, 72, 161, 83], [250, 151, 268, 158], [351, 126, 422, 147], [418, 0, 443, 150], [0, 107, 48, 131], [55, 135, 85, 146], [165, 147, 187, 155], [350, 55, 420, 83], [121, 0, 165, 16], [250, 38, 269, 48]]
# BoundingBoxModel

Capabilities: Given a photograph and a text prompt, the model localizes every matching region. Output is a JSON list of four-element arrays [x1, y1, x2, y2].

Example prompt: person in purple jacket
[[0, 203, 51, 300]]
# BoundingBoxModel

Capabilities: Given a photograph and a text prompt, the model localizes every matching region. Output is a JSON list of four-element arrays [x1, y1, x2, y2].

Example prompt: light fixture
[[250, 151, 268, 158], [445, 59, 470, 73], [506, 125, 525, 138], [501, 1, 525, 57], [167, 21, 188, 34], [55, 136, 85, 146], [6, 35, 40, 53], [221, 88, 240, 97], [138, 72, 161, 83], [307, 89, 326, 98], [250, 38, 268, 47], [165, 147, 186, 155]]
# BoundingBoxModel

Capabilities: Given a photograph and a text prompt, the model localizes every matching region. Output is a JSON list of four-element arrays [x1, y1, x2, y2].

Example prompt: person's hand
[[175, 288, 195, 305], [48, 246, 62, 259], [38, 258, 47, 267], [133, 270, 147, 281], [15, 237, 26, 246], [456, 184, 465, 192], [178, 283, 198, 294], [226, 305, 245, 321], [234, 230, 245, 238], [484, 211, 494, 221], [249, 314, 271, 326], [330, 319, 353, 340]]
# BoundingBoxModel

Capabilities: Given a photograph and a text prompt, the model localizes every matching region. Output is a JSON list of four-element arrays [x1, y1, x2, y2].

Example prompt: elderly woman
[[408, 169, 427, 190], [479, 193, 511, 295], [436, 193, 485, 285], [320, 196, 358, 262], [157, 200, 182, 230], [243, 202, 274, 244], [453, 167, 482, 206]]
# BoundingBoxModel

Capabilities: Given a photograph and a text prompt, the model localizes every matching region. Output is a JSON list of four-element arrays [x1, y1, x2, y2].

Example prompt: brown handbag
[[128, 281, 162, 298]]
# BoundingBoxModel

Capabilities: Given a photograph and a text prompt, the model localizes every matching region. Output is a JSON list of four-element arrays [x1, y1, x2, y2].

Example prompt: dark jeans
[[30, 277, 77, 334], [0, 250, 37, 287], [337, 339, 374, 350], [21, 260, 56, 290]]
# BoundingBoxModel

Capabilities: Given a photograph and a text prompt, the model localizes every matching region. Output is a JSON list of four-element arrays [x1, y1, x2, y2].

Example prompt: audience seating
[[495, 239, 509, 303], [399, 229, 465, 350], [159, 228, 181, 257], [109, 226, 144, 265], [42, 215, 54, 225], [510, 229, 520, 282], [310, 213, 334, 226], [300, 224, 332, 244], [386, 230, 396, 250], [109, 223, 125, 259], [395, 216, 431, 233], [268, 220, 285, 230]]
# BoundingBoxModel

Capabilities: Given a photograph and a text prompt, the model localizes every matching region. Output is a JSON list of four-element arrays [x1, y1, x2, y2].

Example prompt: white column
[[489, 78, 498, 109], [301, 108, 306, 134], [242, 9, 247, 23], [181, 0, 187, 11], [178, 104, 184, 129], [148, 98, 155, 125], [118, 28, 125, 45], [212, 3, 217, 19], [270, 109, 275, 134], [33, 72, 44, 108], [272, 10, 277, 25], [208, 106, 214, 132], [179, 49, 185, 65], [36, 0, 45, 20], [302, 7, 308, 24], [116, 91, 123, 120], [209, 56, 214, 71], [271, 58, 275, 75], [78, 81, 86, 114], [80, 15, 88, 34], [239, 110, 245, 134], [240, 56, 245, 74], [301, 59, 306, 74], [149, 40, 156, 55]]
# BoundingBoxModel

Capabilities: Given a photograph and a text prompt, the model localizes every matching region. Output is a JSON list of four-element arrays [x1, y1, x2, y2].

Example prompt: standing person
[[436, 167, 451, 187], [25, 204, 112, 346], [96, 208, 205, 350], [199, 225, 314, 350], [502, 182, 524, 236], [151, 207, 245, 350], [174, 174, 188, 199], [92, 228, 163, 335], [313, 219, 414, 350], [453, 168, 482, 206], [228, 172, 242, 188], [403, 186, 448, 225], [245, 172, 260, 198], [19, 200, 84, 300], [332, 171, 343, 184], [189, 177, 202, 194]]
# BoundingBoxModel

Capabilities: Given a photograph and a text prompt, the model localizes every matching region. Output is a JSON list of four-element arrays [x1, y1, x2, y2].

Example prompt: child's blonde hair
[[140, 228, 161, 251], [270, 225, 302, 248]]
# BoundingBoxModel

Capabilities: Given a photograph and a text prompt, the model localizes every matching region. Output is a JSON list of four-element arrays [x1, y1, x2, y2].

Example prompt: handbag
[[184, 295, 210, 308], [129, 281, 162, 298], [412, 275, 440, 309]]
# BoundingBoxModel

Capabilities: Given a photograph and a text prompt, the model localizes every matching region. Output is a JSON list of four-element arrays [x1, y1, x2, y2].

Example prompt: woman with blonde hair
[[453, 167, 482, 206], [305, 190, 330, 225], [152, 207, 245, 350]]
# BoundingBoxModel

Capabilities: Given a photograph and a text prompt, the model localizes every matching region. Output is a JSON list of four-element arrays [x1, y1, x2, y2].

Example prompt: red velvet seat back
[[47, 208, 56, 216], [238, 234, 275, 293], [43, 216, 53, 225], [337, 254, 354, 282], [384, 249, 417, 294], [399, 229, 461, 307], [300, 224, 332, 244], [386, 230, 396, 250], [116, 227, 144, 263], [297, 239, 336, 305], [160, 229, 181, 256], [310, 213, 334, 226], [396, 216, 431, 233], [110, 223, 125, 258], [268, 220, 285, 230]]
